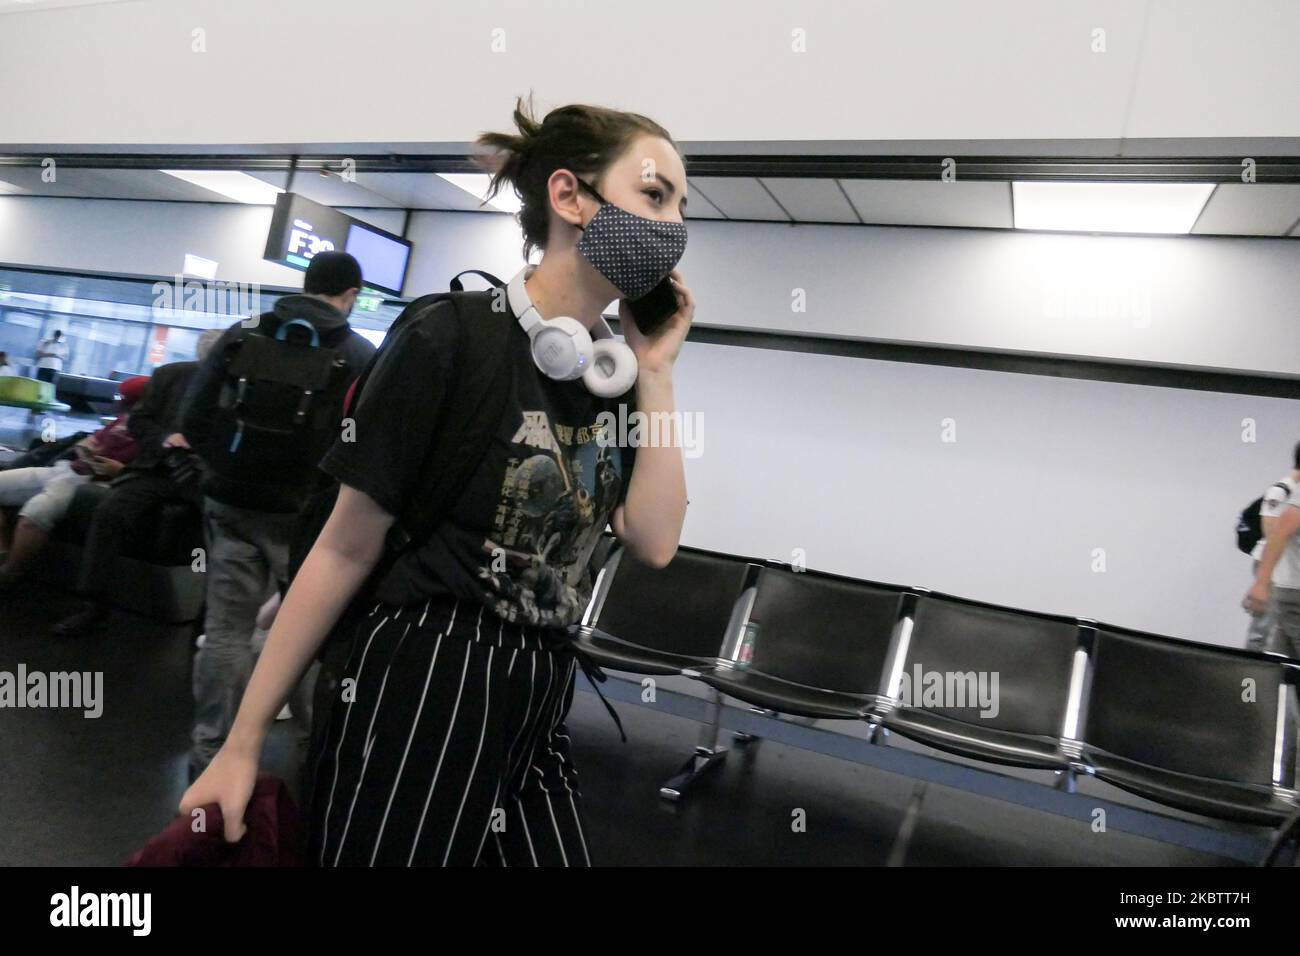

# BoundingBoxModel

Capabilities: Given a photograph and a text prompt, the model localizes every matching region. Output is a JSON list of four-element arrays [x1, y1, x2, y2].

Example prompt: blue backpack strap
[[275, 318, 321, 347]]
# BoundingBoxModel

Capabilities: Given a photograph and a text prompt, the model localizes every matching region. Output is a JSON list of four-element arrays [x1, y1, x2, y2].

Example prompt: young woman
[[181, 97, 693, 866]]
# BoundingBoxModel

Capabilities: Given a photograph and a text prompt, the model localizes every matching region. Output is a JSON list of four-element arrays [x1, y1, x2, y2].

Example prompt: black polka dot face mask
[[573, 179, 688, 300]]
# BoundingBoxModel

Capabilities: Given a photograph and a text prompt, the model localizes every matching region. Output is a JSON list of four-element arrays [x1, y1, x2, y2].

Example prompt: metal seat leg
[[1054, 768, 1078, 794], [660, 688, 729, 800]]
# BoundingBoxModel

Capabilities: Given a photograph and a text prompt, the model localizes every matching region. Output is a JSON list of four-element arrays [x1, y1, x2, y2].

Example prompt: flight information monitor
[[264, 192, 412, 297]]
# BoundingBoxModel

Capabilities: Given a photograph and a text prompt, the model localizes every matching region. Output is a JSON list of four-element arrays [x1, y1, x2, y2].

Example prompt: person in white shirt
[[34, 330, 69, 382], [1245, 443, 1300, 657], [1246, 468, 1298, 651], [0, 352, 15, 376]]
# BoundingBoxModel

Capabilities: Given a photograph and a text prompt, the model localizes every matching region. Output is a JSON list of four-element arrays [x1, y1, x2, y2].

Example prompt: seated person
[[0, 375, 149, 589], [53, 334, 221, 637]]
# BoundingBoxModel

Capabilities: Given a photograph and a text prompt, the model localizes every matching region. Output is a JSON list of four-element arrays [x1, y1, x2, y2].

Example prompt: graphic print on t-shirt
[[473, 408, 625, 627], [314, 295, 634, 627]]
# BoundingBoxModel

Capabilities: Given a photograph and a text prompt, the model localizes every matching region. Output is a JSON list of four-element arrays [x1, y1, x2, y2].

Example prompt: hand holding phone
[[93, 456, 128, 479], [625, 276, 680, 337], [617, 270, 694, 377]]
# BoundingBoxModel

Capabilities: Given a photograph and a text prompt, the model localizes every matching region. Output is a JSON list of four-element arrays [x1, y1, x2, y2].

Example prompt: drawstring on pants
[[570, 646, 627, 744]]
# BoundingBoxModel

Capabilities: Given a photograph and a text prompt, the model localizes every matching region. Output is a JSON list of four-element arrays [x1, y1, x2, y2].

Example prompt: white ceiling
[[0, 0, 136, 13], [1, 165, 1298, 237], [839, 180, 1016, 229], [5, 3, 1299, 149], [1191, 184, 1300, 237]]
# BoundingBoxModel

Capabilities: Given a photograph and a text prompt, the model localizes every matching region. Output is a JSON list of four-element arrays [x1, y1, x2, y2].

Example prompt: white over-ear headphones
[[506, 265, 638, 398]]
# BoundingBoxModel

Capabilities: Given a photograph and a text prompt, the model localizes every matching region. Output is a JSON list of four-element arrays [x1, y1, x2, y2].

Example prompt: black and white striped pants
[[307, 597, 591, 867]]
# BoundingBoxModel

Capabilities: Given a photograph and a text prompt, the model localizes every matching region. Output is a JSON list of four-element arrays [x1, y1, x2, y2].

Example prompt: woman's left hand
[[617, 270, 695, 377]]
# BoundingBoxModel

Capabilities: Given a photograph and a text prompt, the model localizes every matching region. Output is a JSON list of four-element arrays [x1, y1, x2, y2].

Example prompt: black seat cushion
[[54, 375, 122, 414], [571, 626, 709, 677], [882, 708, 1069, 769], [698, 665, 877, 719], [53, 375, 120, 402], [1084, 748, 1297, 826]]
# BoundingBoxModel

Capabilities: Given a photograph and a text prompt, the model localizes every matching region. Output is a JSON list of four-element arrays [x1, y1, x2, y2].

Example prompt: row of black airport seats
[[573, 536, 1300, 828]]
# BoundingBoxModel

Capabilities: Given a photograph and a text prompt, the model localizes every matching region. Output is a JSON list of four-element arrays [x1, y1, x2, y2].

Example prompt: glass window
[[0, 270, 411, 381], [0, 310, 45, 376]]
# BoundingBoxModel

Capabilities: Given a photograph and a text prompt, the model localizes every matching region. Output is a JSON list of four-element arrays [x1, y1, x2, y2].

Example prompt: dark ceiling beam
[[1, 153, 1299, 182]]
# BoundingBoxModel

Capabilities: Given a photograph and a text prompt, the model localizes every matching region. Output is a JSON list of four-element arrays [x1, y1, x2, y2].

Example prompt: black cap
[[304, 251, 363, 296]]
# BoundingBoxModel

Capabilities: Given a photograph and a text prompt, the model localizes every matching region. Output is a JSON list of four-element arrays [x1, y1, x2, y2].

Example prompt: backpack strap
[[388, 290, 514, 551], [340, 282, 514, 598], [449, 269, 506, 291], [275, 318, 321, 346]]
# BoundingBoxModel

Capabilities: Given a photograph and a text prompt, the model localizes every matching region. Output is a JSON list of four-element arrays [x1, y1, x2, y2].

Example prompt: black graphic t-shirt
[[319, 300, 636, 629]]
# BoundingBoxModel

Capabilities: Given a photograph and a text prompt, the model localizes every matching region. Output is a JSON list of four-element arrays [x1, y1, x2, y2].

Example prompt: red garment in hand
[[70, 415, 140, 477], [124, 773, 305, 867]]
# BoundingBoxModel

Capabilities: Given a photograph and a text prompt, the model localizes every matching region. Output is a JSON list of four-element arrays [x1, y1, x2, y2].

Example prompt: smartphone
[[625, 277, 679, 336]]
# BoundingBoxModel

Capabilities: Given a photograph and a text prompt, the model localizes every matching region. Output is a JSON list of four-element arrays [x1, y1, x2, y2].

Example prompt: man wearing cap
[[180, 251, 375, 780]]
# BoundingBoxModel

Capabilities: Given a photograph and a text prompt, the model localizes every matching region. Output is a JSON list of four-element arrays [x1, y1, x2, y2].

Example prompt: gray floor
[[565, 689, 1237, 866], [0, 570, 1239, 866]]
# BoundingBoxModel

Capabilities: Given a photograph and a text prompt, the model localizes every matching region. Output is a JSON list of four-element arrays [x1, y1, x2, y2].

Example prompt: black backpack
[[286, 270, 514, 612], [203, 312, 356, 491], [1237, 481, 1291, 554]]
